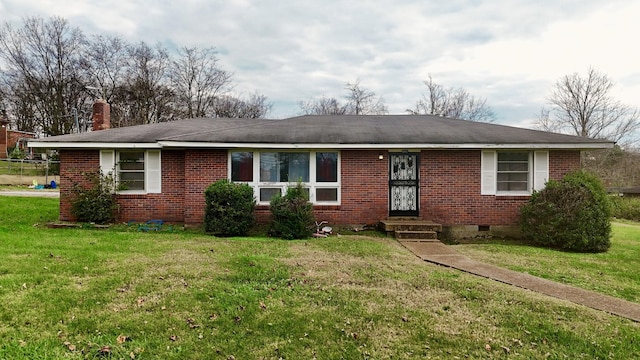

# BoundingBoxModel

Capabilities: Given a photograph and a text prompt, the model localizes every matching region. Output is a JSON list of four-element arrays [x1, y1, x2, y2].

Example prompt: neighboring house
[[29, 109, 612, 238], [1, 118, 36, 158]]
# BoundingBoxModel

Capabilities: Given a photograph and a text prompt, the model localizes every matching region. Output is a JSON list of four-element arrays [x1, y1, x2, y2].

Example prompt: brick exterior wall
[[59, 150, 101, 221], [117, 150, 186, 223], [183, 149, 228, 224], [59, 148, 581, 227], [421, 150, 580, 226], [1, 127, 35, 158]]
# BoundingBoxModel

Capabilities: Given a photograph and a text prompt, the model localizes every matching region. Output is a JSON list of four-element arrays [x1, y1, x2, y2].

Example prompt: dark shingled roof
[[31, 115, 613, 148]]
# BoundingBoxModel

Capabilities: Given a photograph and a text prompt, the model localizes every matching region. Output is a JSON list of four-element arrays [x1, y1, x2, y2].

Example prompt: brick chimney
[[92, 99, 111, 131]]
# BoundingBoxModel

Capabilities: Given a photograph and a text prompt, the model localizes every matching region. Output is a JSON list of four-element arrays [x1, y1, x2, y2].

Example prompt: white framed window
[[118, 151, 145, 190], [481, 150, 548, 195], [100, 149, 161, 194], [497, 152, 530, 192], [229, 150, 340, 205]]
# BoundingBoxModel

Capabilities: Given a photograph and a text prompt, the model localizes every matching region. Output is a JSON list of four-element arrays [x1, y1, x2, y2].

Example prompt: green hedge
[[269, 183, 315, 240], [204, 179, 256, 236], [520, 171, 611, 253], [70, 171, 120, 224], [610, 196, 640, 221]]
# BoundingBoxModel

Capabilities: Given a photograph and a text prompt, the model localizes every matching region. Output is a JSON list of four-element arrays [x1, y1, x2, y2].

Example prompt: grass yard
[[0, 197, 638, 359], [454, 223, 640, 304], [0, 159, 46, 176]]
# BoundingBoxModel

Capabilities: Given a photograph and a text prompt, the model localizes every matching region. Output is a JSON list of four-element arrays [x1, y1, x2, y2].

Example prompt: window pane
[[120, 162, 144, 171], [119, 152, 144, 170], [316, 152, 337, 182], [120, 151, 144, 162], [316, 188, 338, 201], [498, 153, 528, 161], [288, 153, 309, 182], [120, 172, 145, 190], [260, 152, 310, 182], [497, 162, 528, 172], [497, 173, 528, 182], [260, 152, 279, 182], [232, 152, 253, 181], [498, 181, 528, 191], [260, 188, 281, 202]]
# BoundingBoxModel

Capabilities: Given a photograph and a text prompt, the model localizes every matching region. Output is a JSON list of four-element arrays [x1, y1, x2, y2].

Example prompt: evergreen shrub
[[519, 171, 611, 253], [70, 170, 120, 224], [204, 179, 256, 236], [269, 183, 315, 240]]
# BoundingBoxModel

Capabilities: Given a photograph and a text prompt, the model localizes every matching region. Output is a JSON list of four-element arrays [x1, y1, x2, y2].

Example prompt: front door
[[389, 153, 419, 217]]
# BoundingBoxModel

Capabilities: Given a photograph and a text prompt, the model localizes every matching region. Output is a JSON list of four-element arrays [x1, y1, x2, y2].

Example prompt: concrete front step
[[397, 238, 441, 243], [381, 219, 443, 233], [395, 230, 438, 240]]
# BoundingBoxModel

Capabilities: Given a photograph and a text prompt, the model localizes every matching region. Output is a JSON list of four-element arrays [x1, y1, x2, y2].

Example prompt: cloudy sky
[[1, 0, 639, 127]]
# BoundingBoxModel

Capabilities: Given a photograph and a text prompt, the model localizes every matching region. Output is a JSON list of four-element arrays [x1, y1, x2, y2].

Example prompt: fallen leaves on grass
[[63, 341, 76, 351], [117, 335, 130, 344], [186, 318, 200, 329]]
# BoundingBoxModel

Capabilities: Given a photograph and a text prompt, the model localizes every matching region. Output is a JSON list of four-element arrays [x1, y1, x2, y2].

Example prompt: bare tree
[[78, 34, 131, 129], [212, 92, 272, 118], [299, 79, 387, 115], [112, 42, 175, 126], [344, 79, 388, 115], [408, 75, 495, 122], [299, 96, 348, 115], [537, 68, 639, 145], [83, 34, 129, 102], [0, 15, 269, 132], [0, 16, 87, 135], [169, 46, 232, 118]]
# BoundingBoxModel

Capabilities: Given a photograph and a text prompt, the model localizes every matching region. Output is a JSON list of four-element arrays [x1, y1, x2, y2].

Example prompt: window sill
[[117, 191, 148, 196], [495, 194, 532, 200], [256, 204, 341, 210]]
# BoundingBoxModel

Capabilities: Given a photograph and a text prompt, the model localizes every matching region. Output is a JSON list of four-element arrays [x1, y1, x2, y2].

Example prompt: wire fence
[[0, 158, 60, 184]]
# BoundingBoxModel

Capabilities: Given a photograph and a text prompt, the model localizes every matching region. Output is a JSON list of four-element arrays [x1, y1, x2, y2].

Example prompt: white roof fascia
[[157, 141, 613, 150], [28, 141, 162, 149], [28, 140, 612, 150]]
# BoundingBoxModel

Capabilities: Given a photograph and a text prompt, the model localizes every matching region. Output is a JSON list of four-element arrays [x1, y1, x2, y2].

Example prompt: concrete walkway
[[402, 241, 640, 322]]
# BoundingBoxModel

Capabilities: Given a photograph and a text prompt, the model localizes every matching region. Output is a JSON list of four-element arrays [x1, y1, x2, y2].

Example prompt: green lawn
[[454, 222, 640, 303], [0, 160, 46, 176], [0, 197, 638, 359]]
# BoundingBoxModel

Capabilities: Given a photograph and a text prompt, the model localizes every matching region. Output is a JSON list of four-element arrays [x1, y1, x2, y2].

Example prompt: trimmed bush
[[204, 179, 256, 236], [519, 170, 611, 253], [70, 170, 120, 224], [269, 183, 315, 240]]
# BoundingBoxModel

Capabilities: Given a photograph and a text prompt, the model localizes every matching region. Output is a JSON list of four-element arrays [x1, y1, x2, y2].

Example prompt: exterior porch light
[[378, 154, 384, 160]]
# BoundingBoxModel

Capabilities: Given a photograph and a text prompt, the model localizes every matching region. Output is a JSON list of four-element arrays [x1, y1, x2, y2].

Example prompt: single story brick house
[[30, 110, 612, 237]]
